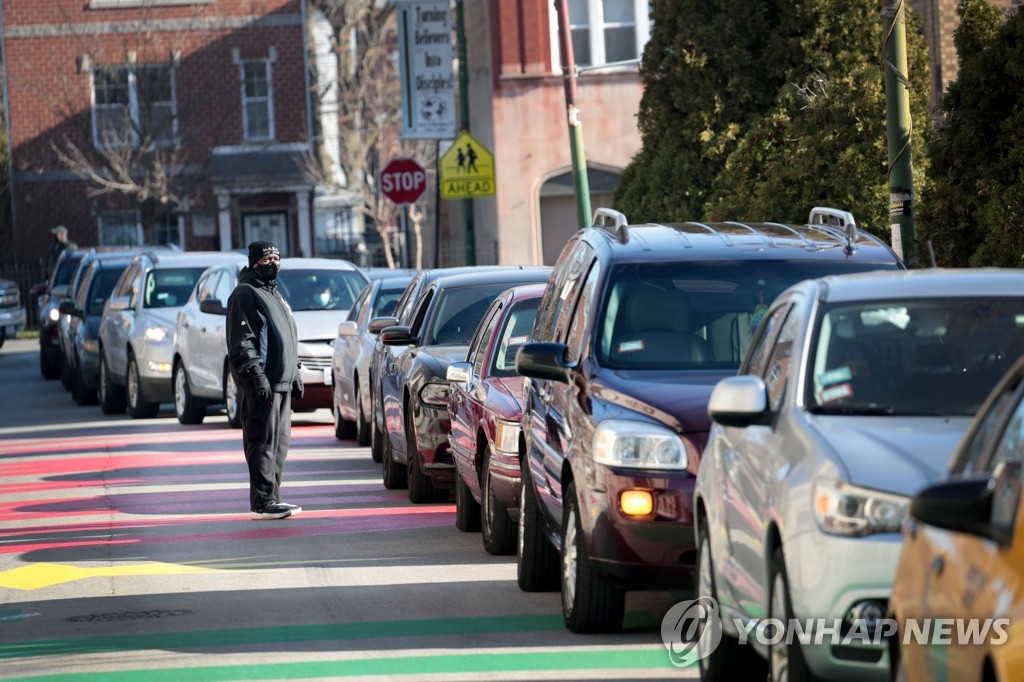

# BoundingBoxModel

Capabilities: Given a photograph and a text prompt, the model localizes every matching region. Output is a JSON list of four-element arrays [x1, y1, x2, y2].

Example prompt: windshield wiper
[[810, 403, 950, 416]]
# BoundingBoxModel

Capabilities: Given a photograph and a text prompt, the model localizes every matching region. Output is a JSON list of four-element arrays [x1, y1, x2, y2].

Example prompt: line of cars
[[334, 205, 1024, 682]]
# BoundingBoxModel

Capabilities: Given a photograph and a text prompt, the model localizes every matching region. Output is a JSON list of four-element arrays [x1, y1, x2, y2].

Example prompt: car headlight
[[49, 307, 60, 322], [593, 419, 689, 470], [494, 420, 520, 454], [813, 479, 909, 536], [419, 382, 450, 407], [144, 326, 170, 343]]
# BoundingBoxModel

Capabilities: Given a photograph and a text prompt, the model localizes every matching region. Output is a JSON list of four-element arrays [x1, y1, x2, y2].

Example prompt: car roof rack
[[592, 207, 629, 243], [808, 207, 858, 255]]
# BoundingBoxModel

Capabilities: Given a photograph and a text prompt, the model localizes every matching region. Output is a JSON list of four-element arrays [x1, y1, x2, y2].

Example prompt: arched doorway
[[538, 167, 620, 265]]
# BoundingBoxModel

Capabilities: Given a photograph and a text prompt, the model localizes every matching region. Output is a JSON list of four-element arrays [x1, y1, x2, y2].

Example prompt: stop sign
[[380, 157, 427, 204]]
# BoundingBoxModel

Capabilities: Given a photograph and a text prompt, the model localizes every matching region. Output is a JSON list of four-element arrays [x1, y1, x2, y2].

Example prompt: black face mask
[[253, 262, 280, 281]]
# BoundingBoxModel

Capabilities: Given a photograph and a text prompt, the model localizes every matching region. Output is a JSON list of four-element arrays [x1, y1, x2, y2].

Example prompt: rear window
[[143, 267, 207, 309], [596, 260, 900, 371], [426, 283, 518, 346], [277, 269, 368, 312], [490, 298, 540, 377], [87, 267, 129, 316]]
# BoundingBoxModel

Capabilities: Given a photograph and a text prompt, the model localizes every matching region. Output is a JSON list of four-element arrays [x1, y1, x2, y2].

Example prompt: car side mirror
[[910, 477, 997, 541], [447, 361, 472, 384], [369, 316, 398, 335], [380, 325, 416, 346], [107, 294, 130, 312], [707, 375, 771, 428], [58, 300, 75, 316], [515, 342, 574, 384], [199, 299, 227, 316], [337, 320, 358, 337]]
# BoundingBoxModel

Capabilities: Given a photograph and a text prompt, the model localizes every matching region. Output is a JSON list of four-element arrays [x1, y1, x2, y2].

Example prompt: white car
[[330, 275, 412, 446], [99, 250, 245, 419], [172, 257, 368, 423], [693, 269, 1024, 682]]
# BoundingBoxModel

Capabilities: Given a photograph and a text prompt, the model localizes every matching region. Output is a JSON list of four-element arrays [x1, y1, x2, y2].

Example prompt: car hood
[[145, 309, 179, 330], [418, 345, 469, 376], [807, 415, 974, 496], [294, 309, 349, 341], [589, 367, 732, 435]]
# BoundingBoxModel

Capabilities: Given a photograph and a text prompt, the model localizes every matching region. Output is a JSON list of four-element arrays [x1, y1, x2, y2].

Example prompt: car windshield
[[426, 283, 518, 346], [277, 269, 367, 312], [372, 288, 405, 318], [86, 267, 128, 316], [490, 298, 540, 378], [596, 260, 900, 371], [143, 267, 207, 309], [808, 297, 1024, 416]]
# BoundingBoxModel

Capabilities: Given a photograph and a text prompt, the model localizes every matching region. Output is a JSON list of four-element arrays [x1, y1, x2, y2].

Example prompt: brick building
[[0, 0, 325, 268]]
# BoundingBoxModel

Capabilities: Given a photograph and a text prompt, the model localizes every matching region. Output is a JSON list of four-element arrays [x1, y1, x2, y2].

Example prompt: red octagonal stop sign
[[380, 157, 427, 205]]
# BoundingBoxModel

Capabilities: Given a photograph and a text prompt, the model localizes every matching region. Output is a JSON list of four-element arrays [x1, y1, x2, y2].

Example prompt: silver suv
[[99, 251, 241, 418], [693, 269, 1024, 681]]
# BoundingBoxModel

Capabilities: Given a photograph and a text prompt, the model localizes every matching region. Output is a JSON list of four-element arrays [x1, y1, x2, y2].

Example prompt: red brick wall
[[492, 0, 551, 77]]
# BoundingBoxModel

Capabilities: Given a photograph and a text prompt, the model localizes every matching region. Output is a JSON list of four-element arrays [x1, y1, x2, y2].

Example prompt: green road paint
[[0, 612, 660, 660], [3, 647, 688, 682]]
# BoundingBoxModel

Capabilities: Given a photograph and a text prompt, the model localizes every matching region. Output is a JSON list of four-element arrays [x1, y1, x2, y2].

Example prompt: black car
[[38, 249, 84, 380], [377, 267, 551, 502], [514, 206, 905, 633]]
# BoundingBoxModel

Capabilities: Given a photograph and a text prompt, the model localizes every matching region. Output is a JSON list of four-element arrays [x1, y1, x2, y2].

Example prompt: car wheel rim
[[128, 362, 139, 407], [770, 571, 789, 682], [562, 503, 578, 614], [174, 367, 186, 415], [225, 373, 238, 422], [482, 468, 494, 534], [518, 483, 527, 558]]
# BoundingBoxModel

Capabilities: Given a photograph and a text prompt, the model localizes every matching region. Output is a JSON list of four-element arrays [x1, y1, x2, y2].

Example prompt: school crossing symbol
[[439, 130, 496, 199]]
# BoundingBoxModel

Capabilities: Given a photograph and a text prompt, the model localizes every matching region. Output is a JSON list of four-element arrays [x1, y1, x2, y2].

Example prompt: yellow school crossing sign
[[440, 130, 496, 199]]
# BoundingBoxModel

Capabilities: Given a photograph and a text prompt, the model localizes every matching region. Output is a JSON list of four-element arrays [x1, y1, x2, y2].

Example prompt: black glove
[[253, 373, 272, 402], [292, 375, 304, 400]]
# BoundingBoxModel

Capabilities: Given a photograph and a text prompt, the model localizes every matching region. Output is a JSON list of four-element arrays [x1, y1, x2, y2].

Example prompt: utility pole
[[455, 0, 476, 265], [552, 0, 591, 229], [883, 0, 917, 266]]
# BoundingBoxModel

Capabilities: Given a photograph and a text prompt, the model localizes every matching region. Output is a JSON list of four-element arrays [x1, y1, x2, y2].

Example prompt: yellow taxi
[[889, 356, 1024, 682]]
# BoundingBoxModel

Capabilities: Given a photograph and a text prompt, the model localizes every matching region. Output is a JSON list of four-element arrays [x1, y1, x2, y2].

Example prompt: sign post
[[381, 157, 427, 269]]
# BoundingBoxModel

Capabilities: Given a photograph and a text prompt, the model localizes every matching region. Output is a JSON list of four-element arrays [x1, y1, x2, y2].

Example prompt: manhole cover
[[67, 609, 193, 622]]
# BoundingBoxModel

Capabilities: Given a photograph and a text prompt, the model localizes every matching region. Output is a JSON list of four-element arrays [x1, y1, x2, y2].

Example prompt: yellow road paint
[[0, 562, 219, 590]]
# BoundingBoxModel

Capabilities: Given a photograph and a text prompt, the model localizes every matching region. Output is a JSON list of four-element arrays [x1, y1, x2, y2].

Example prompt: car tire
[[60, 352, 74, 392], [224, 368, 242, 429], [355, 379, 371, 447], [769, 547, 818, 682], [481, 451, 516, 555], [454, 472, 481, 532], [40, 343, 59, 380], [333, 391, 356, 441], [126, 354, 160, 419], [72, 367, 97, 406], [560, 480, 625, 633], [517, 453, 559, 592], [382, 426, 408, 490], [371, 404, 385, 464], [99, 354, 126, 415], [174, 361, 206, 425], [696, 518, 766, 680], [406, 406, 443, 503]]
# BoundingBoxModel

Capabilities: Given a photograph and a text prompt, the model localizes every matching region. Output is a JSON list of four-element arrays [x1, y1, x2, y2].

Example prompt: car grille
[[300, 356, 332, 371], [0, 288, 19, 308]]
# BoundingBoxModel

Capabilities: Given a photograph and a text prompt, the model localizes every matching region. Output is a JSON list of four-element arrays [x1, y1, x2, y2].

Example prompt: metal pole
[[455, 0, 476, 265], [400, 204, 409, 269], [883, 0, 917, 266], [553, 0, 591, 229]]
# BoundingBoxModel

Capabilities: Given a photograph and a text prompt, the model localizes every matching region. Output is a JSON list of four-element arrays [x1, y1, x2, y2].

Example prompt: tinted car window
[[277, 269, 367, 311], [809, 297, 1024, 416], [471, 305, 502, 378], [53, 254, 84, 288], [87, 267, 129, 316], [595, 260, 897, 371], [427, 283, 521, 346], [743, 305, 790, 377], [143, 267, 207, 308], [565, 264, 599, 363], [373, 289, 404, 319]]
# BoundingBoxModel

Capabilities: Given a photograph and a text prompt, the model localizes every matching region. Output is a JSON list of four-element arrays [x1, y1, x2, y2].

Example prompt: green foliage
[[616, 0, 931, 245], [917, 0, 1020, 267]]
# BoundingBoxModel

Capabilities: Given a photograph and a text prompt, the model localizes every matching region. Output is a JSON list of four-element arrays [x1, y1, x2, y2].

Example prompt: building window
[[241, 60, 274, 141], [98, 211, 183, 248], [562, 0, 649, 68], [92, 65, 177, 148]]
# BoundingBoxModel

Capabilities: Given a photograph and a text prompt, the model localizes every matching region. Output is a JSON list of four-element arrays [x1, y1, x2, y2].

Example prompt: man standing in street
[[227, 240, 305, 520], [45, 225, 77, 278]]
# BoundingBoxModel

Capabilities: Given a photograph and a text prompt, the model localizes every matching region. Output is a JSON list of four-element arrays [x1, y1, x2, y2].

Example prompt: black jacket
[[227, 267, 300, 392]]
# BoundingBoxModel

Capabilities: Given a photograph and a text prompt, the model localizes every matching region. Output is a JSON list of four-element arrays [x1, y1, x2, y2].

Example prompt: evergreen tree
[[917, 0, 1018, 266]]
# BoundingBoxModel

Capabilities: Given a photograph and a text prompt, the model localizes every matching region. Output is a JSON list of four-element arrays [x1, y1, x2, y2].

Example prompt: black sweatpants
[[242, 390, 292, 511]]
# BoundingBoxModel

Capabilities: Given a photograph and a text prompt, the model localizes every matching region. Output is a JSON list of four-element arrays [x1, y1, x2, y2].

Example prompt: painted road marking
[[0, 562, 220, 590]]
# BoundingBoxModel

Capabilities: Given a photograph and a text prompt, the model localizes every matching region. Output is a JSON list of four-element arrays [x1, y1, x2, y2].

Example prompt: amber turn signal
[[619, 489, 654, 517]]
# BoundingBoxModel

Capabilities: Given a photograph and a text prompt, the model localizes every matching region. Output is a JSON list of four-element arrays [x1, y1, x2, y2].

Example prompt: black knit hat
[[248, 240, 280, 267]]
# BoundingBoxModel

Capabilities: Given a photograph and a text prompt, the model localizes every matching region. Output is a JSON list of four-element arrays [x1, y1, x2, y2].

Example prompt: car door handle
[[931, 555, 945, 576]]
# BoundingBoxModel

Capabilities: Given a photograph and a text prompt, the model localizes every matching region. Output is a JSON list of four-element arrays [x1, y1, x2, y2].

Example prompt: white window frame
[[550, 0, 651, 70], [240, 59, 275, 142], [91, 64, 178, 149], [98, 210, 184, 249]]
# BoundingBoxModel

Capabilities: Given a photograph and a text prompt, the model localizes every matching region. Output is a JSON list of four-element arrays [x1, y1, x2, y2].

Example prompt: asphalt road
[[0, 338, 696, 681]]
